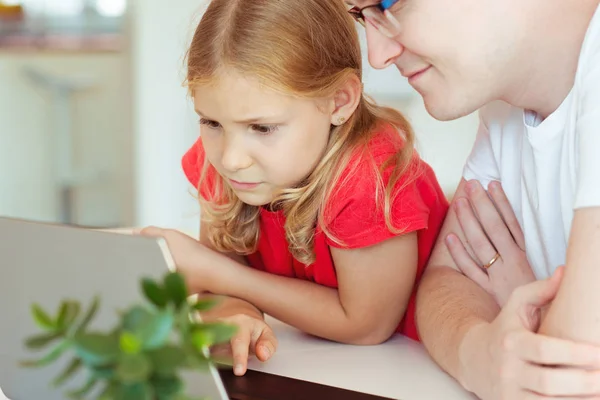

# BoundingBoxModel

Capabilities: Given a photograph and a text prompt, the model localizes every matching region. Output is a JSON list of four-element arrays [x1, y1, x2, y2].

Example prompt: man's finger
[[455, 196, 498, 266], [230, 326, 252, 376], [446, 233, 490, 290], [512, 330, 600, 369], [488, 181, 526, 251], [522, 392, 600, 400], [519, 361, 600, 396], [466, 180, 516, 257], [509, 267, 564, 310]]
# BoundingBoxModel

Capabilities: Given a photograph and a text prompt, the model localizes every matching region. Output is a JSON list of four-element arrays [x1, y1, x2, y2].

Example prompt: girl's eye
[[199, 118, 222, 129], [251, 124, 279, 135]]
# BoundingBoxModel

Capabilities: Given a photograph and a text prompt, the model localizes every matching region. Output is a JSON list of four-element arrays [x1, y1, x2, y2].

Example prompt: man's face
[[349, 0, 520, 121]]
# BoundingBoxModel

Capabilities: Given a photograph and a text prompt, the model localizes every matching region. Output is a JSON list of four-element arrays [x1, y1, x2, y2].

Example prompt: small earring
[[336, 116, 346, 125]]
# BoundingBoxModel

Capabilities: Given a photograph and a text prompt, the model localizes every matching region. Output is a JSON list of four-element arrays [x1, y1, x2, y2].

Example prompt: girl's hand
[[211, 313, 277, 376], [446, 180, 536, 307], [201, 296, 277, 376], [139, 226, 221, 293]]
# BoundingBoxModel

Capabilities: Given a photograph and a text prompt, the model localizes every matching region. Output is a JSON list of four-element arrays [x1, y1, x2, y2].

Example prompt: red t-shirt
[[182, 126, 449, 341]]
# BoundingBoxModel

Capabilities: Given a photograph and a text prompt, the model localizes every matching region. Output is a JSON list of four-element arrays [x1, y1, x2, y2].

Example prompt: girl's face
[[194, 70, 335, 206]]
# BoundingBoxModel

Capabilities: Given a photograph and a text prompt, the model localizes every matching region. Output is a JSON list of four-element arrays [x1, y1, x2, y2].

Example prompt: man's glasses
[[348, 0, 401, 38]]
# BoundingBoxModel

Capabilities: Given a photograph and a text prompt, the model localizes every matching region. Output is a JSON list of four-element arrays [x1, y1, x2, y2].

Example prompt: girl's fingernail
[[262, 345, 271, 358], [234, 364, 244, 375]]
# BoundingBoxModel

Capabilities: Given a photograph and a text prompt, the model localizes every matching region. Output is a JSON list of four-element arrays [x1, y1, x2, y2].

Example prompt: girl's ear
[[330, 75, 362, 126]]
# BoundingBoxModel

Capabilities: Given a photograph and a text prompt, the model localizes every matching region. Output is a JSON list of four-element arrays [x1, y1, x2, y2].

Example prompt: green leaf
[[57, 301, 81, 329], [53, 358, 83, 387], [66, 375, 98, 400], [152, 375, 184, 399], [191, 298, 218, 312], [191, 330, 215, 349], [120, 331, 142, 354], [116, 353, 152, 383], [31, 304, 55, 330], [24, 331, 64, 350], [147, 346, 187, 376], [75, 296, 100, 334], [114, 382, 153, 400], [20, 341, 70, 368], [98, 383, 118, 400], [123, 306, 153, 331], [122, 306, 174, 349], [194, 323, 237, 346], [183, 352, 211, 371], [73, 332, 120, 366], [91, 365, 116, 380], [56, 302, 70, 328], [142, 278, 168, 308], [137, 311, 174, 350], [164, 272, 188, 308], [176, 304, 193, 332]]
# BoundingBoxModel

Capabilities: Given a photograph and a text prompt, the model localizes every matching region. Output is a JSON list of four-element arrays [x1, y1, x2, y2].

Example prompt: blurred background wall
[[0, 0, 478, 237]]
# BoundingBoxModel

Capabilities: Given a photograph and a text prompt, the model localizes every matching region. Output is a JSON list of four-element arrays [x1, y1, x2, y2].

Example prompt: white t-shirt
[[463, 4, 600, 280]]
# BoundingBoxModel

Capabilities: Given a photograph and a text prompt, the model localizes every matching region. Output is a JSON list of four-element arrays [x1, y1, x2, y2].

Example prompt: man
[[346, 0, 600, 398]]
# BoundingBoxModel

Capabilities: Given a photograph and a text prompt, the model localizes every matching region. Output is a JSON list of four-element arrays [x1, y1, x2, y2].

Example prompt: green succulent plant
[[21, 271, 236, 400]]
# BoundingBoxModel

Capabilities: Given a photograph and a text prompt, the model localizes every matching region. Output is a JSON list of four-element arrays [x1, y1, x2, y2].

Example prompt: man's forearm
[[539, 208, 600, 344], [416, 266, 500, 386]]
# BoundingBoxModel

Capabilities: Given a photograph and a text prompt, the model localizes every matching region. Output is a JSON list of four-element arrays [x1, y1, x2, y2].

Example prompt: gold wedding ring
[[482, 253, 501, 269]]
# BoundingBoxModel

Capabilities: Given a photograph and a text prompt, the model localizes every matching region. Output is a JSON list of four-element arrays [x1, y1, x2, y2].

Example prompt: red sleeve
[[323, 135, 431, 249], [181, 138, 220, 201]]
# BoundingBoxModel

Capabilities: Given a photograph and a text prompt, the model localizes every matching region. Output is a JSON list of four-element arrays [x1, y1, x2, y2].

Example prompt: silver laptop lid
[[0, 217, 228, 400]]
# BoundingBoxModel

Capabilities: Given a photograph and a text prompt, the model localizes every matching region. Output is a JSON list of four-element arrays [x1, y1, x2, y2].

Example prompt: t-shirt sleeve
[[574, 32, 600, 209], [462, 112, 501, 188], [182, 138, 202, 188], [324, 154, 432, 249], [181, 138, 219, 201]]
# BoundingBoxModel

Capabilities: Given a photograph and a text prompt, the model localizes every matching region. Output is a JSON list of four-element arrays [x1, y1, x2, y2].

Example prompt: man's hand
[[460, 267, 600, 399], [447, 180, 536, 306]]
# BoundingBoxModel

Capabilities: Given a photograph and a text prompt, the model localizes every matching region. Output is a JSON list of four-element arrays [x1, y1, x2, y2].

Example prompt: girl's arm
[[143, 214, 418, 344], [196, 211, 266, 319], [196, 214, 276, 376], [208, 232, 418, 345]]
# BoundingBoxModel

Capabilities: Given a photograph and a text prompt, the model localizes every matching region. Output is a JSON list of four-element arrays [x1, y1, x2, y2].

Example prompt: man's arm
[[418, 182, 600, 399], [540, 207, 600, 343], [416, 178, 500, 386], [538, 55, 600, 343]]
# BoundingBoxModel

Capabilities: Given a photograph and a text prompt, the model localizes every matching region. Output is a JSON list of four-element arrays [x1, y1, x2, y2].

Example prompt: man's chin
[[422, 95, 478, 122]]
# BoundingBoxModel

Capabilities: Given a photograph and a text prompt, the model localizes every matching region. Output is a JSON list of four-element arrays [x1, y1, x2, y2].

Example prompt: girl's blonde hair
[[186, 0, 416, 264]]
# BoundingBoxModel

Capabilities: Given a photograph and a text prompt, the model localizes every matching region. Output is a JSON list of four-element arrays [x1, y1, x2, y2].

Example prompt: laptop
[[0, 217, 229, 400]]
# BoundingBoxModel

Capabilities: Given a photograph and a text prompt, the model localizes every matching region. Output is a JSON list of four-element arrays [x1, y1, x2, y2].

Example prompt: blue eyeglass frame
[[379, 0, 399, 11]]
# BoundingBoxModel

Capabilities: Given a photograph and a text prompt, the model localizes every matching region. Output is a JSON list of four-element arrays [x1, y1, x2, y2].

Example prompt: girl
[[143, 0, 449, 374]]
